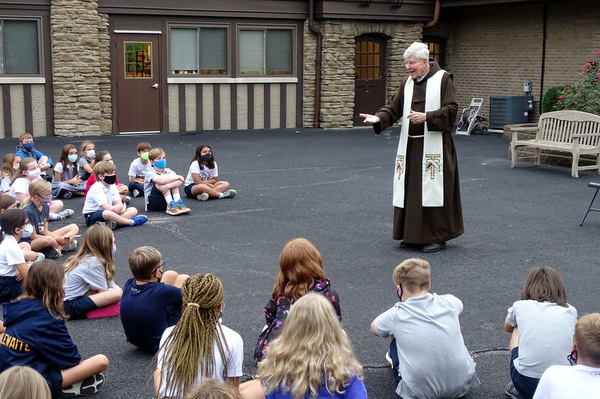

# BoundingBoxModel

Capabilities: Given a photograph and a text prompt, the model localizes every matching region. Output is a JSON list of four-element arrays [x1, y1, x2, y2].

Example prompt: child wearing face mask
[[83, 151, 130, 202], [0, 209, 31, 303], [20, 179, 79, 259], [0, 153, 20, 194], [82, 161, 147, 230], [128, 142, 153, 198], [77, 141, 96, 183], [0, 195, 44, 264], [14, 132, 52, 176], [145, 148, 190, 216], [184, 144, 236, 201], [9, 158, 73, 221], [63, 224, 123, 320], [52, 144, 86, 199]]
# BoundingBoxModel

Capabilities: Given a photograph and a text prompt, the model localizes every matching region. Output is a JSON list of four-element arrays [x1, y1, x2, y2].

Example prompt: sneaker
[[221, 189, 237, 199], [123, 195, 132, 204], [62, 239, 78, 253], [62, 372, 105, 397], [166, 201, 182, 216], [131, 188, 142, 198], [385, 351, 394, 368], [61, 191, 73, 200], [504, 382, 521, 399], [43, 247, 62, 259], [131, 215, 148, 226], [197, 193, 210, 201], [175, 199, 191, 214], [50, 209, 74, 220], [27, 252, 45, 265], [95, 220, 118, 230]]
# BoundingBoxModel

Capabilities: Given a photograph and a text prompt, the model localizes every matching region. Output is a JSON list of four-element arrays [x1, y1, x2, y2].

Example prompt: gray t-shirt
[[64, 256, 108, 301], [375, 293, 480, 399], [506, 300, 577, 378]]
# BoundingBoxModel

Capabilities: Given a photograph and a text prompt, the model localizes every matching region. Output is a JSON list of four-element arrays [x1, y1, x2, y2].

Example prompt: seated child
[[120, 246, 188, 354], [0, 195, 43, 264], [84, 151, 130, 201], [0, 209, 30, 303], [370, 258, 480, 399], [0, 260, 108, 397], [504, 267, 577, 399], [144, 148, 190, 216], [188, 378, 243, 399], [82, 161, 147, 229], [128, 141, 152, 198], [0, 365, 52, 399], [14, 132, 52, 177], [184, 144, 236, 201], [52, 144, 85, 199], [532, 313, 600, 399], [0, 153, 20, 194], [20, 179, 79, 259], [63, 225, 122, 319], [77, 140, 96, 183]]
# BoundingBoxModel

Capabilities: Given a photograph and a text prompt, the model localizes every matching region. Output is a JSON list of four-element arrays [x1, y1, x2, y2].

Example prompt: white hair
[[403, 42, 429, 61]]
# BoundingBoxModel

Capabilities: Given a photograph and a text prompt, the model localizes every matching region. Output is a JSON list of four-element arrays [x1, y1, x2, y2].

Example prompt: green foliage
[[555, 51, 600, 115], [541, 86, 565, 113]]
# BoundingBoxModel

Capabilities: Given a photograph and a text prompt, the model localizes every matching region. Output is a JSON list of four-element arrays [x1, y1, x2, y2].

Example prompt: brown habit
[[374, 61, 464, 244]]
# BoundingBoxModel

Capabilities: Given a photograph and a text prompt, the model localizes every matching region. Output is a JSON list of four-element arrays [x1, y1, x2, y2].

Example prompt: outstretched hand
[[359, 113, 380, 124]]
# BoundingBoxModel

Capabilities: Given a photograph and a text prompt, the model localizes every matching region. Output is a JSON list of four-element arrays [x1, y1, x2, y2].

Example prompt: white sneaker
[[221, 189, 237, 199], [63, 239, 78, 253], [50, 209, 74, 220], [197, 193, 209, 201], [123, 196, 132, 204]]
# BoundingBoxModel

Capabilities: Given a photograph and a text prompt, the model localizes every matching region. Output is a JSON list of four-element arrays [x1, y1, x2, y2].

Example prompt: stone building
[[0, 0, 597, 137]]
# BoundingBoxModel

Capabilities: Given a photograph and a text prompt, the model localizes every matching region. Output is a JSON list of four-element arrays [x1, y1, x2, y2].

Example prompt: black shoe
[[421, 242, 446, 253], [399, 240, 420, 249]]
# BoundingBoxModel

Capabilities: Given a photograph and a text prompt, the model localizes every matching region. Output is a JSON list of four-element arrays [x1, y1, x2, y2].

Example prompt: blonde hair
[[92, 160, 116, 180], [520, 266, 568, 307], [128, 246, 162, 280], [159, 273, 228, 398], [257, 293, 363, 399], [80, 140, 95, 154], [273, 238, 327, 300], [392, 258, 431, 290], [13, 157, 36, 183], [575, 313, 600, 366], [149, 147, 166, 161], [0, 366, 51, 399], [185, 378, 243, 399], [20, 178, 51, 208], [65, 225, 115, 283], [18, 260, 68, 320]]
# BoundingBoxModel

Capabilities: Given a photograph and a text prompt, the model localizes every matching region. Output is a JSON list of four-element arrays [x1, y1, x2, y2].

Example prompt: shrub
[[541, 86, 565, 113], [556, 51, 600, 115]]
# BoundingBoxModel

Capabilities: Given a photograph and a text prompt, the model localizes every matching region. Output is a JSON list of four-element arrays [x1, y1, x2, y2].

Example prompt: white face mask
[[28, 168, 41, 179], [86, 150, 96, 159], [22, 223, 34, 238], [12, 165, 19, 171]]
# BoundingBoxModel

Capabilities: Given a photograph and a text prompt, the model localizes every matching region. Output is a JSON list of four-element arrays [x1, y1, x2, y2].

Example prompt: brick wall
[[425, 0, 600, 123]]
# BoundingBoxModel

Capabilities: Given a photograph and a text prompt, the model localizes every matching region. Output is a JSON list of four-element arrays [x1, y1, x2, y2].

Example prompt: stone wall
[[303, 20, 421, 129], [51, 0, 112, 136]]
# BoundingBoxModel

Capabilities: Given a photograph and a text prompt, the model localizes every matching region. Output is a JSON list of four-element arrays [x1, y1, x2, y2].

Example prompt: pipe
[[539, 2, 547, 115], [308, 0, 322, 128], [425, 0, 441, 28]]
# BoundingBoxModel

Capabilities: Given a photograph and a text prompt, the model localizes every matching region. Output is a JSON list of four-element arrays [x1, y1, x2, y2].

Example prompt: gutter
[[308, 0, 322, 128], [426, 0, 441, 28]]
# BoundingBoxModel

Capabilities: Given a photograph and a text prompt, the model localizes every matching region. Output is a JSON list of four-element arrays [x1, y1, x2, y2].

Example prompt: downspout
[[425, 0, 441, 28], [308, 0, 322, 128], [539, 2, 547, 115]]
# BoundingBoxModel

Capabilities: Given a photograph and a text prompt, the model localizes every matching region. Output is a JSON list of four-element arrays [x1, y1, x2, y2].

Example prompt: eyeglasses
[[154, 260, 165, 274], [567, 349, 577, 366], [404, 60, 421, 67]]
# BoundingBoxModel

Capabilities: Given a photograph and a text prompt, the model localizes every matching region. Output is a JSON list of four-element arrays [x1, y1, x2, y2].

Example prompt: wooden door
[[116, 34, 161, 134], [353, 36, 386, 126]]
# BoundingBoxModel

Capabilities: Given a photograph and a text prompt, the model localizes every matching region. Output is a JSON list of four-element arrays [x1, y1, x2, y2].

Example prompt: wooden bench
[[510, 110, 600, 177]]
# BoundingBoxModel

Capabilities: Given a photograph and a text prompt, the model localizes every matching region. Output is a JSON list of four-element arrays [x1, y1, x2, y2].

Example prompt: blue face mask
[[154, 159, 167, 169], [68, 154, 78, 163], [21, 142, 35, 152]]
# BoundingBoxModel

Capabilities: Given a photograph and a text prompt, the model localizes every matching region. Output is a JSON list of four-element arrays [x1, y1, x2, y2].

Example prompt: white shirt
[[83, 181, 121, 214], [0, 234, 26, 277], [9, 177, 30, 201], [184, 161, 218, 186], [532, 364, 600, 399], [156, 323, 243, 399], [128, 158, 152, 179]]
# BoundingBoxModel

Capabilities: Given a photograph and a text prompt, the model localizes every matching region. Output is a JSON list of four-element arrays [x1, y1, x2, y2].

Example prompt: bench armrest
[[572, 132, 600, 138], [511, 127, 539, 141]]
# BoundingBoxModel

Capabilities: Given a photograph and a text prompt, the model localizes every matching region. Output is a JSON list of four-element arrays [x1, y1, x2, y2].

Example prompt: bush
[[555, 51, 600, 115], [541, 86, 565, 113]]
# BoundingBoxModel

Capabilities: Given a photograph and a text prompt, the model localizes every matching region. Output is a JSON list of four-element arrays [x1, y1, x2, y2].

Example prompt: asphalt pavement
[[1, 128, 598, 399]]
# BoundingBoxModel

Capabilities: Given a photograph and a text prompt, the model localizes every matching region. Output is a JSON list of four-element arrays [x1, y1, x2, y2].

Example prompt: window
[[170, 27, 228, 75], [0, 19, 40, 75], [239, 28, 292, 76], [423, 36, 446, 69]]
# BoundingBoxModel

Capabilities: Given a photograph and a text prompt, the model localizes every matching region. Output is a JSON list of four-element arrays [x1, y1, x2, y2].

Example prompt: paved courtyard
[[1, 128, 598, 398]]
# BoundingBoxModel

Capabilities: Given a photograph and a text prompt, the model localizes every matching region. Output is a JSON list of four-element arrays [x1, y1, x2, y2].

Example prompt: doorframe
[[111, 29, 164, 135], [353, 34, 387, 126]]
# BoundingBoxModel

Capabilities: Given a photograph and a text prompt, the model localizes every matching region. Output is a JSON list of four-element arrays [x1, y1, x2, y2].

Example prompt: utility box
[[490, 96, 533, 129]]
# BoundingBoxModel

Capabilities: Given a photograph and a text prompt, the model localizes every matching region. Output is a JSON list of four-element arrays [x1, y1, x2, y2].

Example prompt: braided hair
[[160, 273, 229, 397]]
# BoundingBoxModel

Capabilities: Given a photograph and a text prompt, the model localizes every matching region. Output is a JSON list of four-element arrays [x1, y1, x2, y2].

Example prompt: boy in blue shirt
[[15, 133, 52, 178], [119, 246, 189, 354]]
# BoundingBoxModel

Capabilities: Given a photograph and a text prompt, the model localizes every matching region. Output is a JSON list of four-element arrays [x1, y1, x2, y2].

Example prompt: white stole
[[393, 69, 445, 208]]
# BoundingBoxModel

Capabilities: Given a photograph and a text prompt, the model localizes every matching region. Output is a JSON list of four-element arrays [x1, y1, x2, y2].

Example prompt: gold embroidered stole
[[393, 69, 445, 208]]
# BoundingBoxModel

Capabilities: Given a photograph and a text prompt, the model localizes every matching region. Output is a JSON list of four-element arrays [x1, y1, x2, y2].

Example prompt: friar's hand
[[359, 113, 380, 124]]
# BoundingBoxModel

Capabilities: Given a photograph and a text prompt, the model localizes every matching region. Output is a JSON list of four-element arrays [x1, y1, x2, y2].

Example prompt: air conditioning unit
[[490, 96, 533, 129]]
